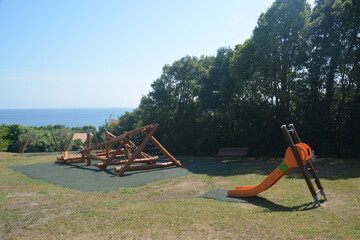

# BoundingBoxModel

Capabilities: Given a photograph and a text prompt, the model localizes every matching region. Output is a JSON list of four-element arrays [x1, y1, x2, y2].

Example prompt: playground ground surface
[[0, 152, 359, 239]]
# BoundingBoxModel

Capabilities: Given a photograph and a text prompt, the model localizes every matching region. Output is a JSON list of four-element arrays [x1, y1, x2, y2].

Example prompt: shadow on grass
[[64, 163, 187, 177], [17, 154, 360, 181], [250, 196, 325, 212], [57, 157, 247, 177], [203, 157, 360, 180]]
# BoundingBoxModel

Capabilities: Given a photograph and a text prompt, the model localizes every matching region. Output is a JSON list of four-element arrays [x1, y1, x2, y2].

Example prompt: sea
[[0, 108, 134, 128]]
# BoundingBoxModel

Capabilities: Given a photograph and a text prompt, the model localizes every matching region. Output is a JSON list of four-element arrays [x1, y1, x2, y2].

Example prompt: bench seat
[[215, 148, 248, 158]]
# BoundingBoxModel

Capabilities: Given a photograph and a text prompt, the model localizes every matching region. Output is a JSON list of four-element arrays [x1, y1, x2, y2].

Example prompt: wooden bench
[[215, 148, 248, 160]]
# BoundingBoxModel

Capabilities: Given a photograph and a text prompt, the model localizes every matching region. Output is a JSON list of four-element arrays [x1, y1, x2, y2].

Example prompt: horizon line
[[0, 107, 137, 109]]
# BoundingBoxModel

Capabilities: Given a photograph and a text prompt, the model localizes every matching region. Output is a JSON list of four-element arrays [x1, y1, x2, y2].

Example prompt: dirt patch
[[1, 191, 75, 240], [27, 209, 74, 228], [5, 192, 38, 198], [6, 200, 40, 210], [139, 177, 209, 202], [1, 206, 74, 240]]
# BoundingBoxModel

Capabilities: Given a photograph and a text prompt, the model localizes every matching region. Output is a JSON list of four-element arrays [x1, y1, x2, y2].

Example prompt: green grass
[[0, 152, 359, 239]]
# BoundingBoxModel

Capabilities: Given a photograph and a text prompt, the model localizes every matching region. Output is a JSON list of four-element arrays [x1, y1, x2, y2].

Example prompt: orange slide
[[228, 143, 312, 198]]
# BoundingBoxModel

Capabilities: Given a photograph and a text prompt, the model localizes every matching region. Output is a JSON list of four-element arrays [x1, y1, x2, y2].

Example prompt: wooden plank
[[97, 156, 158, 167], [114, 162, 175, 172], [82, 153, 109, 161], [65, 159, 86, 164]]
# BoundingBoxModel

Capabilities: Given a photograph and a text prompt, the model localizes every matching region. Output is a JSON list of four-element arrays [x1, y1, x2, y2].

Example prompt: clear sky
[[0, 0, 314, 109]]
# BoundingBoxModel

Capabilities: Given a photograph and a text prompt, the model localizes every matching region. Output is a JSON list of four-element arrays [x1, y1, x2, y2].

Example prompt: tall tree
[[138, 55, 212, 154], [251, 0, 311, 125], [305, 0, 360, 156]]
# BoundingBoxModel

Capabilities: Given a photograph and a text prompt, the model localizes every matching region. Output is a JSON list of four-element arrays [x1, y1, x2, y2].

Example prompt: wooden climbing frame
[[55, 124, 182, 176]]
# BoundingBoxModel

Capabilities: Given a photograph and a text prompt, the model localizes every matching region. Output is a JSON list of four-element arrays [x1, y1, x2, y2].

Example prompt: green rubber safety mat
[[9, 159, 245, 192], [199, 189, 257, 203]]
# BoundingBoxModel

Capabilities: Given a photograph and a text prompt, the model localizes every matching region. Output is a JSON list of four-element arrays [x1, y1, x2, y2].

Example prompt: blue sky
[[0, 0, 314, 109]]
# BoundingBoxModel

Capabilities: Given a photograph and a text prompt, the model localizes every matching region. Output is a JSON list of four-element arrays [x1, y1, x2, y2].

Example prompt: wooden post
[[85, 133, 91, 165], [50, 130, 62, 154], [92, 132, 100, 145], [105, 132, 110, 158], [65, 133, 75, 152], [21, 132, 32, 156]]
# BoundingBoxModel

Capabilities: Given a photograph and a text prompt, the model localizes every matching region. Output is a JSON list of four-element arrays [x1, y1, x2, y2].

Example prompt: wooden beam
[[82, 153, 109, 161], [97, 156, 158, 167], [109, 141, 126, 161], [105, 131, 117, 139], [105, 132, 110, 158], [20, 132, 32, 156], [65, 133, 75, 152], [117, 124, 159, 176], [50, 130, 62, 154], [55, 153, 85, 164], [114, 162, 175, 172], [65, 159, 86, 164], [98, 141, 127, 170], [149, 136, 182, 167], [92, 133, 100, 145], [86, 133, 91, 165], [80, 124, 156, 153]]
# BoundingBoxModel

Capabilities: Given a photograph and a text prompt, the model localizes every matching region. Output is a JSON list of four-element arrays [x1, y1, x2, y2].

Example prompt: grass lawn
[[0, 152, 359, 239]]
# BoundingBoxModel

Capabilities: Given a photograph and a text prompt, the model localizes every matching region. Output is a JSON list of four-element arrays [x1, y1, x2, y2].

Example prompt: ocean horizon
[[0, 108, 134, 128]]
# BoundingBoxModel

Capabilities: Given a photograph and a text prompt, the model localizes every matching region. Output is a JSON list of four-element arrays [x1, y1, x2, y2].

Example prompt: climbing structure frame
[[56, 124, 182, 176]]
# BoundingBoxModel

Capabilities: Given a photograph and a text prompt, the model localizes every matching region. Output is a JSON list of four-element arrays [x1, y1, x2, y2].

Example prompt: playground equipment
[[55, 131, 97, 164], [228, 124, 327, 205], [21, 131, 62, 156], [56, 124, 182, 176]]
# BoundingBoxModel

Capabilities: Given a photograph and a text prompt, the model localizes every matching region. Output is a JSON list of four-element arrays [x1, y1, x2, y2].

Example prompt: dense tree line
[[109, 0, 359, 157], [0, 124, 96, 153]]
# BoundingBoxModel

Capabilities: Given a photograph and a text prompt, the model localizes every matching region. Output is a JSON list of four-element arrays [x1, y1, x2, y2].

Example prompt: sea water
[[0, 108, 134, 128]]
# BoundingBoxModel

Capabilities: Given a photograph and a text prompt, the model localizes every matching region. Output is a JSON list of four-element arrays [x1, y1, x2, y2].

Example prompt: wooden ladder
[[281, 124, 327, 206]]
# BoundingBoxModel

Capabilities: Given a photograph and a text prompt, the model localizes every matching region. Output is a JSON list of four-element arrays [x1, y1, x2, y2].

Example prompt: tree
[[138, 55, 212, 154], [251, 0, 311, 125], [304, 0, 360, 156], [0, 125, 10, 151]]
